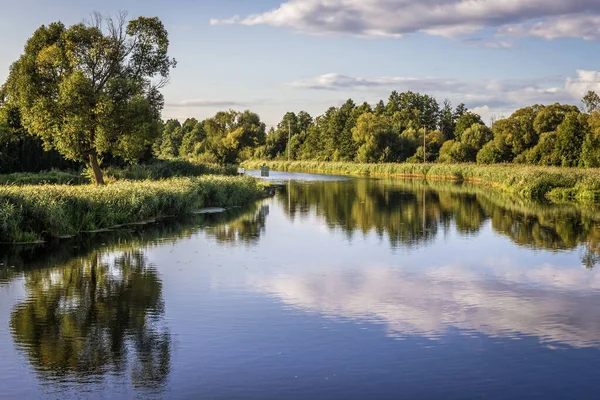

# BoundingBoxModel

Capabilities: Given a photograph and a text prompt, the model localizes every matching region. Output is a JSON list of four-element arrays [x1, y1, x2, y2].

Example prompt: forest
[[151, 91, 600, 168], [4, 82, 600, 177]]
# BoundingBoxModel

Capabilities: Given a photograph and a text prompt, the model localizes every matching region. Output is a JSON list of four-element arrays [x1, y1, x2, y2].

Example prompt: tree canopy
[[2, 12, 176, 184]]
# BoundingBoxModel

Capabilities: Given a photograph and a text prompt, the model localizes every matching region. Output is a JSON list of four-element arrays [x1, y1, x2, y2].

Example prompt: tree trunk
[[88, 151, 105, 185]]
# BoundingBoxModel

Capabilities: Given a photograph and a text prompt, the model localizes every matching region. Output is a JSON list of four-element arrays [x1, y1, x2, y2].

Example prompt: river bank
[[0, 176, 264, 243], [0, 159, 237, 186], [242, 160, 600, 203]]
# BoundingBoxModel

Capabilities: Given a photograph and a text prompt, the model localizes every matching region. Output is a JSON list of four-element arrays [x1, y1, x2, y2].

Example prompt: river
[[1, 171, 599, 399]]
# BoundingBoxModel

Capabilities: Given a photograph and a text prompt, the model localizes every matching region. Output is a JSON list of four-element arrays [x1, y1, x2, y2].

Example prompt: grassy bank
[[0, 160, 236, 186], [242, 160, 600, 203], [102, 159, 236, 182], [0, 176, 263, 243], [0, 170, 86, 185]]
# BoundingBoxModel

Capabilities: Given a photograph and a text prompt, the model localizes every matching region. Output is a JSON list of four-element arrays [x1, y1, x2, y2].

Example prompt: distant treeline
[[154, 90, 600, 168], [3, 89, 600, 173]]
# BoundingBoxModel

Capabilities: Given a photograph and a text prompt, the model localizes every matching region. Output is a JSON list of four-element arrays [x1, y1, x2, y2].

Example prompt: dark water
[[1, 172, 600, 399]]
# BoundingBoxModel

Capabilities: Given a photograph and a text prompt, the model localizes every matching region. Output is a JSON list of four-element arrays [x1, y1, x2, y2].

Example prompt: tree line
[[155, 90, 600, 168]]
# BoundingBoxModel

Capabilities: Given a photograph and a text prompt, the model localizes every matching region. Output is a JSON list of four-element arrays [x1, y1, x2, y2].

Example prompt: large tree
[[3, 12, 176, 184]]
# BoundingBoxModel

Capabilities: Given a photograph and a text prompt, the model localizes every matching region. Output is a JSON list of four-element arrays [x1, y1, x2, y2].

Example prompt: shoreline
[[242, 160, 600, 204], [0, 176, 266, 244]]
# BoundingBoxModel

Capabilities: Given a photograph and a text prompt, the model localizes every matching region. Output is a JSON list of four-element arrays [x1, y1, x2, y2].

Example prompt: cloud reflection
[[254, 264, 600, 348]]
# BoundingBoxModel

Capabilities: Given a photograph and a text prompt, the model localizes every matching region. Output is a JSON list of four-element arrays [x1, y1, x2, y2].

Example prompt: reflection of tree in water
[[278, 179, 600, 268], [0, 203, 266, 287], [10, 250, 170, 390], [205, 204, 269, 246]]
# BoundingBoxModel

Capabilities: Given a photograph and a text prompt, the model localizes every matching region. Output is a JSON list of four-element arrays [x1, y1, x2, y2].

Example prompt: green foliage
[[352, 113, 394, 162], [461, 123, 493, 150], [0, 159, 235, 186], [439, 99, 455, 140], [0, 101, 79, 173], [171, 110, 267, 164], [438, 140, 475, 163], [103, 159, 236, 181], [533, 103, 579, 135], [454, 112, 484, 141], [156, 119, 183, 159], [242, 160, 600, 203], [582, 91, 600, 113], [555, 112, 587, 167], [173, 90, 489, 165], [581, 110, 600, 167], [491, 106, 541, 159], [0, 176, 263, 242], [476, 141, 507, 164], [526, 132, 561, 166], [0, 170, 85, 185], [3, 13, 176, 184]]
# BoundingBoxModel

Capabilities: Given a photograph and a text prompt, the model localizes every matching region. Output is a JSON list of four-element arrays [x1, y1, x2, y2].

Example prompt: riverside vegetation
[[0, 175, 263, 243], [242, 160, 600, 203], [1, 12, 600, 243], [0, 14, 264, 243]]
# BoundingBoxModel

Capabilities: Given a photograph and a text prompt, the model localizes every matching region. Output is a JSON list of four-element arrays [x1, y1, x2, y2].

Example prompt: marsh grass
[[0, 170, 86, 185], [0, 176, 262, 243], [243, 160, 600, 203], [0, 160, 236, 186], [102, 159, 237, 182]]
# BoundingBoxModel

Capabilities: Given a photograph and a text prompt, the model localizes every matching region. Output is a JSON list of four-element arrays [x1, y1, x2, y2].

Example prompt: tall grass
[[0, 176, 263, 243], [242, 160, 600, 203], [0, 170, 86, 185], [102, 159, 237, 181], [0, 160, 236, 186]]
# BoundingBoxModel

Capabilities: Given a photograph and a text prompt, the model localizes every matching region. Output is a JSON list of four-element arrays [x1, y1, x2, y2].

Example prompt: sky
[[2, 0, 600, 126]]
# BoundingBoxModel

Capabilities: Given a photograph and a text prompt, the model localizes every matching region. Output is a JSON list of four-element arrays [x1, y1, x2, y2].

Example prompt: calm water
[[1, 171, 600, 399]]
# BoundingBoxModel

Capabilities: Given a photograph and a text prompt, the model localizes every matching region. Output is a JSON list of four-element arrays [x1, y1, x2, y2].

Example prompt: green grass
[[0, 176, 263, 243], [0, 170, 86, 185], [242, 160, 600, 203], [102, 159, 237, 181], [0, 160, 236, 186]]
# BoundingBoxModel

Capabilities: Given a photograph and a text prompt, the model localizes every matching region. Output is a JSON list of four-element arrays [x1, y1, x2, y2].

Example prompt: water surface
[[1, 173, 600, 399]]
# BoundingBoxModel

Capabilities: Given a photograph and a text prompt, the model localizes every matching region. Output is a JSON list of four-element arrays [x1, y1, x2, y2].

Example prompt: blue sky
[[2, 0, 600, 125]]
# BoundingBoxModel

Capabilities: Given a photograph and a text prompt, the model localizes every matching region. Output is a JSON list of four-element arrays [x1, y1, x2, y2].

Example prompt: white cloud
[[463, 38, 516, 48], [500, 14, 600, 41], [166, 99, 272, 108], [565, 70, 600, 98], [210, 0, 600, 40], [288, 73, 467, 91], [166, 99, 245, 108]]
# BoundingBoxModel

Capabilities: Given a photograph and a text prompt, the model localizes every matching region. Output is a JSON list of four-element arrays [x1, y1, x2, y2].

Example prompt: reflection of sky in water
[[149, 195, 600, 349], [2, 174, 600, 399], [245, 169, 352, 183]]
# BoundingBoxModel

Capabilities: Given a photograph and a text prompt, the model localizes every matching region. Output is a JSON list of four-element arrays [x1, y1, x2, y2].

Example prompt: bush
[[477, 142, 506, 164]]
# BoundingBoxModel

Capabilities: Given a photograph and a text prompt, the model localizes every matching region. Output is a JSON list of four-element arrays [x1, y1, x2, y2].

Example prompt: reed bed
[[0, 176, 263, 243]]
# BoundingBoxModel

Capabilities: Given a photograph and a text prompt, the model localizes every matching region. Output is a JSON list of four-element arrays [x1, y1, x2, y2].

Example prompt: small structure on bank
[[260, 165, 270, 177]]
